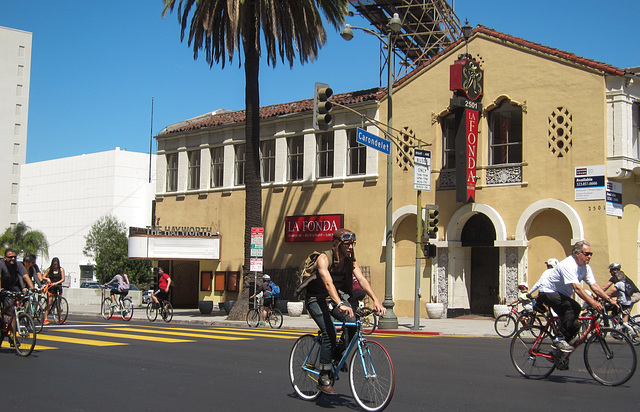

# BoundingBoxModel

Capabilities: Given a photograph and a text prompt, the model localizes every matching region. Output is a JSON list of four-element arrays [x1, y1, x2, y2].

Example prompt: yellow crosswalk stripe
[[60, 329, 195, 343], [109, 327, 252, 341], [150, 326, 300, 339], [37, 334, 127, 346]]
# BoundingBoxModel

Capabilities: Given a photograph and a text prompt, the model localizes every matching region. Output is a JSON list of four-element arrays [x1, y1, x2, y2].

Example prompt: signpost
[[356, 127, 391, 155], [250, 227, 264, 296], [413, 149, 431, 191]]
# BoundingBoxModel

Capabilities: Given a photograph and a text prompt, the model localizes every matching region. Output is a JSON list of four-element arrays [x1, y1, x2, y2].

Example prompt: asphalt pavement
[[68, 303, 498, 337]]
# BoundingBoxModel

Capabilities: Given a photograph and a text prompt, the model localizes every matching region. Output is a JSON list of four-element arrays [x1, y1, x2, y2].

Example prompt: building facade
[[0, 26, 31, 232], [150, 27, 640, 316], [19, 148, 156, 287]]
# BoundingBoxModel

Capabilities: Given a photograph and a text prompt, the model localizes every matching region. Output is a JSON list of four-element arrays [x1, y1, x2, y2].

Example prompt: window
[[288, 136, 304, 181], [234, 144, 246, 185], [210, 147, 224, 188], [316, 132, 334, 178], [166, 153, 178, 192], [489, 101, 523, 165], [347, 129, 366, 175], [187, 150, 201, 190], [633, 103, 639, 159], [260, 140, 276, 183], [442, 113, 458, 169]]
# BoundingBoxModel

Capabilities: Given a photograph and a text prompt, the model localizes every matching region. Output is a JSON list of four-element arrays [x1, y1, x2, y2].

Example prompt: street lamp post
[[341, 13, 402, 329]]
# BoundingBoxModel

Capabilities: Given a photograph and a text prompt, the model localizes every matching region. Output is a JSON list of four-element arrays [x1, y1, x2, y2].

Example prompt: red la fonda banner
[[285, 214, 343, 242], [466, 109, 479, 201]]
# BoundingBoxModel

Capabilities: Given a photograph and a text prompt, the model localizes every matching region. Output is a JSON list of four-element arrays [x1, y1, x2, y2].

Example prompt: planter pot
[[223, 300, 236, 315], [218, 303, 225, 312], [493, 304, 510, 319], [276, 299, 289, 314], [198, 300, 214, 314], [426, 302, 445, 319], [287, 301, 304, 317]]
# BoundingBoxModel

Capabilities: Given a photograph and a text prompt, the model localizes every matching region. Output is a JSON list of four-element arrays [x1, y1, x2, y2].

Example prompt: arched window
[[488, 100, 522, 165]]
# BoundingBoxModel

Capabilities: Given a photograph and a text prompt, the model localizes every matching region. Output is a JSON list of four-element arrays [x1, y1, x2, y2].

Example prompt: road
[[1, 316, 638, 411]]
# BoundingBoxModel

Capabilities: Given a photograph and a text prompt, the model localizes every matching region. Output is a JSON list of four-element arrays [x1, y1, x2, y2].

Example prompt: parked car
[[142, 289, 153, 304], [80, 281, 99, 289]]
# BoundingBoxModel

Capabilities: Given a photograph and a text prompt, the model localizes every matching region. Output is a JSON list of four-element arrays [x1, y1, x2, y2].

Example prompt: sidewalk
[[69, 303, 497, 337]]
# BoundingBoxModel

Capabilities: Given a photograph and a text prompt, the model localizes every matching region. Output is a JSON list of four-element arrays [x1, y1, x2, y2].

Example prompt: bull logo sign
[[450, 59, 484, 101]]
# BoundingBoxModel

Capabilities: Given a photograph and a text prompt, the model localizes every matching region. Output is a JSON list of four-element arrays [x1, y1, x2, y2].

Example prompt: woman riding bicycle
[[303, 228, 385, 396], [103, 267, 130, 307], [42, 257, 65, 325]]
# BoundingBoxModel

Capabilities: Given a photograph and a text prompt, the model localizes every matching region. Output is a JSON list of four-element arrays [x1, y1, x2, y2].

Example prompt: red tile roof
[[159, 87, 380, 136]]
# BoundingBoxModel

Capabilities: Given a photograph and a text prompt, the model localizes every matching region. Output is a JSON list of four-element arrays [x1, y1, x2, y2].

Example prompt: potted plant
[[287, 300, 304, 317], [426, 295, 444, 319], [493, 297, 510, 318], [198, 300, 214, 314]]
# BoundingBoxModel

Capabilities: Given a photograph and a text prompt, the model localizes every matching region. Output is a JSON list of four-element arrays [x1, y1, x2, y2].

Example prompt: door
[[469, 247, 499, 315]]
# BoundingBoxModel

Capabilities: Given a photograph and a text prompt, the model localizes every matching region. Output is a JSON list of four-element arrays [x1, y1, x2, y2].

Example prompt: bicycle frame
[[530, 310, 602, 362]]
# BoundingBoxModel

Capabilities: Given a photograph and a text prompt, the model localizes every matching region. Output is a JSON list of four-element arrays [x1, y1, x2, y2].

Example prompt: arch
[[381, 205, 417, 246], [446, 203, 507, 242], [516, 199, 583, 243]]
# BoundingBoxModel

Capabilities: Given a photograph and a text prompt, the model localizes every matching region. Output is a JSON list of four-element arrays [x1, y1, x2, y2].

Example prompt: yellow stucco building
[[139, 26, 639, 317]]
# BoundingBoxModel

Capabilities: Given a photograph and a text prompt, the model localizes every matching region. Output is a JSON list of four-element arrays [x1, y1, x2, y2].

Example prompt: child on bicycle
[[508, 282, 534, 313]]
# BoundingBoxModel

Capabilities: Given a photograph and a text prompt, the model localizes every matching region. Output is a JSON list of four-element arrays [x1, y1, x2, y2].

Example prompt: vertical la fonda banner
[[466, 109, 479, 201], [456, 108, 479, 203]]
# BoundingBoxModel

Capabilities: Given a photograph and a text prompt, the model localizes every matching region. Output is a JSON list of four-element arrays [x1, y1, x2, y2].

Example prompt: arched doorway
[[462, 214, 498, 315]]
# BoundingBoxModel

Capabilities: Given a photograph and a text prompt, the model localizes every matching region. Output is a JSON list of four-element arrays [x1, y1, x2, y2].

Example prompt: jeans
[[305, 296, 355, 373], [537, 292, 581, 341]]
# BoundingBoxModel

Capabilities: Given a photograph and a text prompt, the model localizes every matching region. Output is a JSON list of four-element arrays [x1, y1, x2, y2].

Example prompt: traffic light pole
[[413, 188, 424, 330]]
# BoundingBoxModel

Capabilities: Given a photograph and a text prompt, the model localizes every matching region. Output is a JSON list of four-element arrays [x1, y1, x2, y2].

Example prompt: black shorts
[[48, 284, 63, 296], [110, 289, 129, 297], [154, 289, 168, 302]]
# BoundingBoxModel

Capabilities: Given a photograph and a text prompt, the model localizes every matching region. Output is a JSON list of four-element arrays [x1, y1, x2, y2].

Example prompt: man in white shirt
[[535, 240, 614, 352]]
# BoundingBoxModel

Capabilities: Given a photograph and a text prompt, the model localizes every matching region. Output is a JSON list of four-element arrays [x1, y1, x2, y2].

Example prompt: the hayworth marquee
[[128, 226, 221, 260]]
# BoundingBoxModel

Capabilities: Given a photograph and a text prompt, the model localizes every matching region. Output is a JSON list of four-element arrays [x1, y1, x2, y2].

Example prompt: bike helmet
[[518, 282, 528, 289], [546, 258, 559, 268], [608, 262, 621, 271], [262, 274, 271, 281]]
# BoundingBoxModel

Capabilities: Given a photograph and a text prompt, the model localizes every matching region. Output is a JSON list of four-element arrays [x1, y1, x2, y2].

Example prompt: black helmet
[[608, 262, 621, 271]]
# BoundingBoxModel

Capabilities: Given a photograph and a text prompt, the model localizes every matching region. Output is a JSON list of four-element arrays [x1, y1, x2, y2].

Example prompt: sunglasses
[[5, 255, 17, 260], [340, 232, 356, 242], [583, 252, 593, 257]]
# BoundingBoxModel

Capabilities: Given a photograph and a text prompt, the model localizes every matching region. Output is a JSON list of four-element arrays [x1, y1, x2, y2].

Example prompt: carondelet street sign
[[356, 127, 390, 155]]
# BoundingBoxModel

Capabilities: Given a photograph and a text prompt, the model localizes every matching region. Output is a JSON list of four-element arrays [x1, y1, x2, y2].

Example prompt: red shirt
[[159, 272, 170, 290]]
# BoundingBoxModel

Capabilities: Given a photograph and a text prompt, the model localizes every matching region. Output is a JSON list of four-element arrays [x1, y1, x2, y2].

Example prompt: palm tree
[[162, 0, 349, 319], [0, 221, 49, 258]]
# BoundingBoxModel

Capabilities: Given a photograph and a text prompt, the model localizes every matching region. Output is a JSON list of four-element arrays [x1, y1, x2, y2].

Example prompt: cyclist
[[42, 257, 66, 325], [534, 240, 615, 352], [249, 274, 275, 326], [151, 267, 171, 308], [303, 228, 385, 396], [508, 282, 534, 312], [0, 249, 34, 343], [103, 267, 130, 307], [603, 263, 639, 327], [22, 255, 44, 287]]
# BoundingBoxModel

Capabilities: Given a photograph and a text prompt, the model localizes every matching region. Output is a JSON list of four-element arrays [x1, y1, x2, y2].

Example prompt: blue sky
[[2, 0, 638, 163]]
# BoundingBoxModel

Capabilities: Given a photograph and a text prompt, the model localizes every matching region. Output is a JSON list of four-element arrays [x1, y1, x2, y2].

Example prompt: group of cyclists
[[508, 240, 638, 353]]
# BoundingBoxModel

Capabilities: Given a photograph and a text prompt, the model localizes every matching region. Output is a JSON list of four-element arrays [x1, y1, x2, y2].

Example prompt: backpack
[[294, 249, 333, 299], [624, 277, 639, 297], [269, 281, 280, 298]]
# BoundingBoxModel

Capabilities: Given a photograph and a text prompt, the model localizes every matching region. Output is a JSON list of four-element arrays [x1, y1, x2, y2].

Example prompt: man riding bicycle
[[535, 240, 615, 352], [304, 228, 385, 396], [249, 274, 275, 325]]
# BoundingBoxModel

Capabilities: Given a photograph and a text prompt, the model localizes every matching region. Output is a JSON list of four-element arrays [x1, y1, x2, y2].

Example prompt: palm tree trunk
[[227, 8, 262, 321]]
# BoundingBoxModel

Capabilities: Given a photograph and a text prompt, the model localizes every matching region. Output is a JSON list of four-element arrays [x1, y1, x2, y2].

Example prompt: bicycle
[[21, 287, 47, 333], [510, 304, 637, 386], [289, 308, 394, 412], [494, 303, 544, 338], [601, 306, 640, 346], [146, 296, 173, 323], [100, 286, 134, 321], [359, 306, 378, 335], [43, 283, 69, 324], [246, 296, 283, 328], [0, 289, 37, 357]]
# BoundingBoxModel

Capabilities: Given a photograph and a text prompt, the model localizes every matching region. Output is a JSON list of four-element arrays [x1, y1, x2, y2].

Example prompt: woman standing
[[43, 257, 66, 325]]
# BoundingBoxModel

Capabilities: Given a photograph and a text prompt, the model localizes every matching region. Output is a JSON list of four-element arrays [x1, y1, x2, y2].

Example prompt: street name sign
[[356, 127, 390, 155]]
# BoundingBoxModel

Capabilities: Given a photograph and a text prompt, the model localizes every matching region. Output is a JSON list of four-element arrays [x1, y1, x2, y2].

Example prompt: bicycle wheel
[[584, 327, 636, 386], [268, 308, 283, 329], [26, 298, 45, 333], [289, 334, 322, 401], [361, 307, 378, 335], [54, 297, 68, 324], [510, 326, 556, 380], [146, 302, 158, 322], [494, 314, 518, 338], [246, 308, 260, 327], [161, 301, 173, 323], [349, 340, 395, 412], [101, 298, 113, 320], [121, 298, 134, 321], [627, 320, 640, 346], [13, 313, 36, 357]]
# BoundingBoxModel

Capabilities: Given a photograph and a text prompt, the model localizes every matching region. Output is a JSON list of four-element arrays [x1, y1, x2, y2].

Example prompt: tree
[[83, 215, 151, 284], [0, 221, 49, 258], [162, 0, 349, 320]]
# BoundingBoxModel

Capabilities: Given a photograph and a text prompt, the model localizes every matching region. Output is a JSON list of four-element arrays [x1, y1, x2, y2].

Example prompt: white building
[[18, 148, 156, 287], [0, 26, 32, 232]]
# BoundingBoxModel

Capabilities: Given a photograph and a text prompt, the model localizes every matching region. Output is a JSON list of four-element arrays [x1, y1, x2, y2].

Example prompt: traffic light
[[422, 243, 437, 259], [313, 82, 333, 130], [425, 205, 439, 239]]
